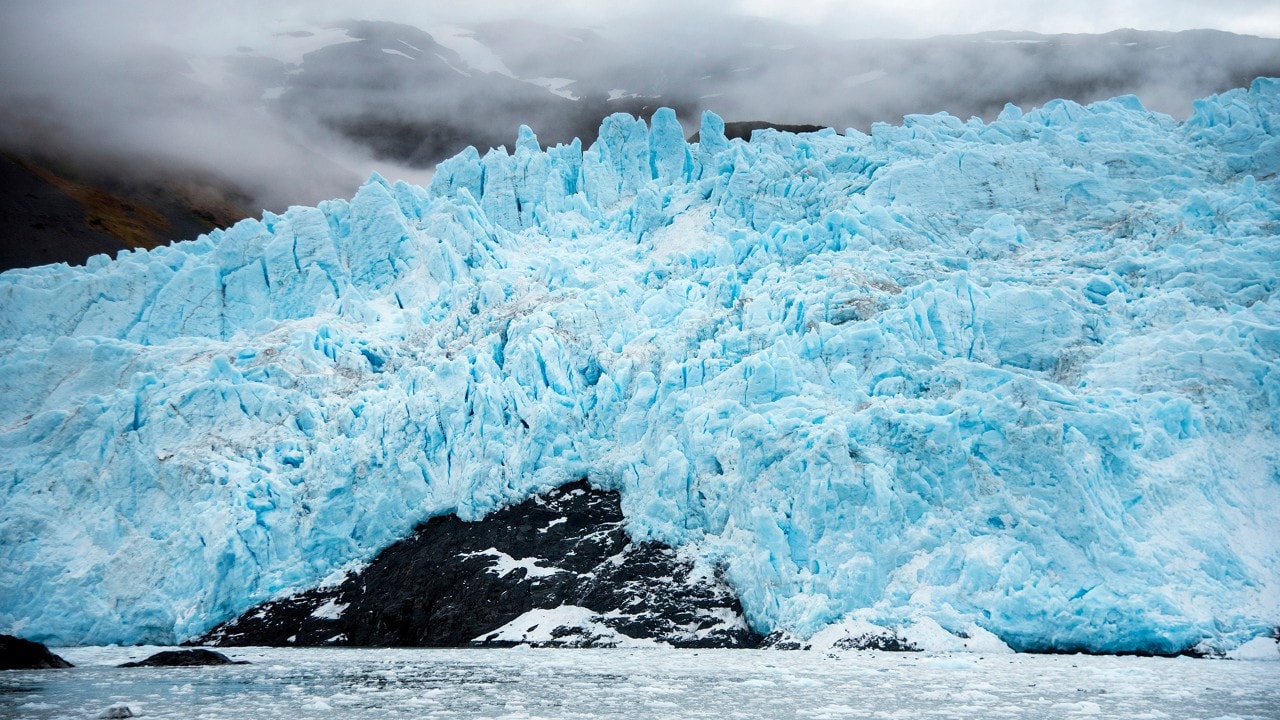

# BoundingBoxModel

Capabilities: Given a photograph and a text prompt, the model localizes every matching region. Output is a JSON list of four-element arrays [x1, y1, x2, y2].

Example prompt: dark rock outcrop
[[118, 649, 247, 667], [758, 628, 921, 652], [689, 120, 828, 144], [200, 481, 761, 648], [0, 634, 73, 669]]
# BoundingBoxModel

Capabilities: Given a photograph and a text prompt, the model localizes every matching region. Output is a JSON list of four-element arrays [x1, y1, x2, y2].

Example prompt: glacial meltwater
[[2, 647, 1277, 719]]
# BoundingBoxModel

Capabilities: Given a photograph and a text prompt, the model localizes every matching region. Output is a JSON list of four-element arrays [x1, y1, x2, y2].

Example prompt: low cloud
[[2, 1, 1277, 216]]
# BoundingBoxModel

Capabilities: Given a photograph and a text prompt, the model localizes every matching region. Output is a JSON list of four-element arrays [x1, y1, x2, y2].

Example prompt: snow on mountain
[[428, 25, 518, 78], [2, 80, 1279, 652]]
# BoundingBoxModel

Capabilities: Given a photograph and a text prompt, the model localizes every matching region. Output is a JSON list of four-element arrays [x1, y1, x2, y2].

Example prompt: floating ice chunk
[[1226, 636, 1280, 661], [900, 617, 1014, 655]]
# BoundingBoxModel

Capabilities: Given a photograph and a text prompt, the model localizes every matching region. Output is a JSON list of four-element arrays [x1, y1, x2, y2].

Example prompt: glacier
[[2, 79, 1279, 652]]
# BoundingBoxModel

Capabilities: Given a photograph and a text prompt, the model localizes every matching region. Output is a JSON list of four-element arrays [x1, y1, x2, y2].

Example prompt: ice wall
[[2, 82, 1278, 651]]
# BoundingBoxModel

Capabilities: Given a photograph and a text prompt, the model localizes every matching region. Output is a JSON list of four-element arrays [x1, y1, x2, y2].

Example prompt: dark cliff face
[[199, 481, 761, 649], [688, 121, 828, 144]]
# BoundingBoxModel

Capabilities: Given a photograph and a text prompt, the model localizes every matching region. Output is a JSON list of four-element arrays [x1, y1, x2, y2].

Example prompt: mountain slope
[[1, 82, 1278, 653], [0, 154, 250, 273]]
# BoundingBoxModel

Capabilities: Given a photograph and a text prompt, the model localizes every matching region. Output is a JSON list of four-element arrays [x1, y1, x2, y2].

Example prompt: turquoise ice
[[2, 82, 1278, 651]]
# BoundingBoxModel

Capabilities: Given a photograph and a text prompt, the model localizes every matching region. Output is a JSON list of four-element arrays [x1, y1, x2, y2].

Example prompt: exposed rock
[[757, 631, 811, 651], [760, 623, 921, 652], [100, 705, 134, 719], [0, 634, 73, 669], [688, 120, 828, 143], [118, 649, 247, 667], [200, 481, 761, 648], [828, 632, 919, 652]]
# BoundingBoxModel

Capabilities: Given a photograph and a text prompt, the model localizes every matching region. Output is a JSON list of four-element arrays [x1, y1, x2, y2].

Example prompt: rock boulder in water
[[118, 649, 247, 667]]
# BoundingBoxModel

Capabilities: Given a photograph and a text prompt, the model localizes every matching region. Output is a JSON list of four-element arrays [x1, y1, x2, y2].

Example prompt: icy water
[[2, 647, 1278, 719]]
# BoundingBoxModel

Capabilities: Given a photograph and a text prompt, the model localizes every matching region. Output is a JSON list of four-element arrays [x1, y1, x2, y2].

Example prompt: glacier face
[[2, 80, 1279, 651]]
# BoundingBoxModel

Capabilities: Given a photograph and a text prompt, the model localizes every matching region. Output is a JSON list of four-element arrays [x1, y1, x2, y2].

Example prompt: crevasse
[[2, 80, 1278, 651]]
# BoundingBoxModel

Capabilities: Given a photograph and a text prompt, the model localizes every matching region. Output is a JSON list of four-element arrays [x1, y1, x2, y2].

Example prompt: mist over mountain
[[1, 3, 1278, 271]]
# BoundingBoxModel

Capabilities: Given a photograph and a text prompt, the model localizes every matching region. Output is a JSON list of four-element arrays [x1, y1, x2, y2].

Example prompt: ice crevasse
[[1, 80, 1278, 652]]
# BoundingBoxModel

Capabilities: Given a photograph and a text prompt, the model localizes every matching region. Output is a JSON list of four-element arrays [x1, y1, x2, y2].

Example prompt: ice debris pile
[[2, 80, 1279, 652]]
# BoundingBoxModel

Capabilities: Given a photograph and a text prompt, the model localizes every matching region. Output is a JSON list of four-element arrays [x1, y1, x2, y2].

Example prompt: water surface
[[2, 646, 1277, 719]]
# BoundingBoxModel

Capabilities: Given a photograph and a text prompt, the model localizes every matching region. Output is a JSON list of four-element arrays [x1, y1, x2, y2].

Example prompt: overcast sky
[[733, 0, 1280, 38], [7, 0, 1279, 47], [257, 0, 1280, 39], [276, 0, 1280, 38]]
